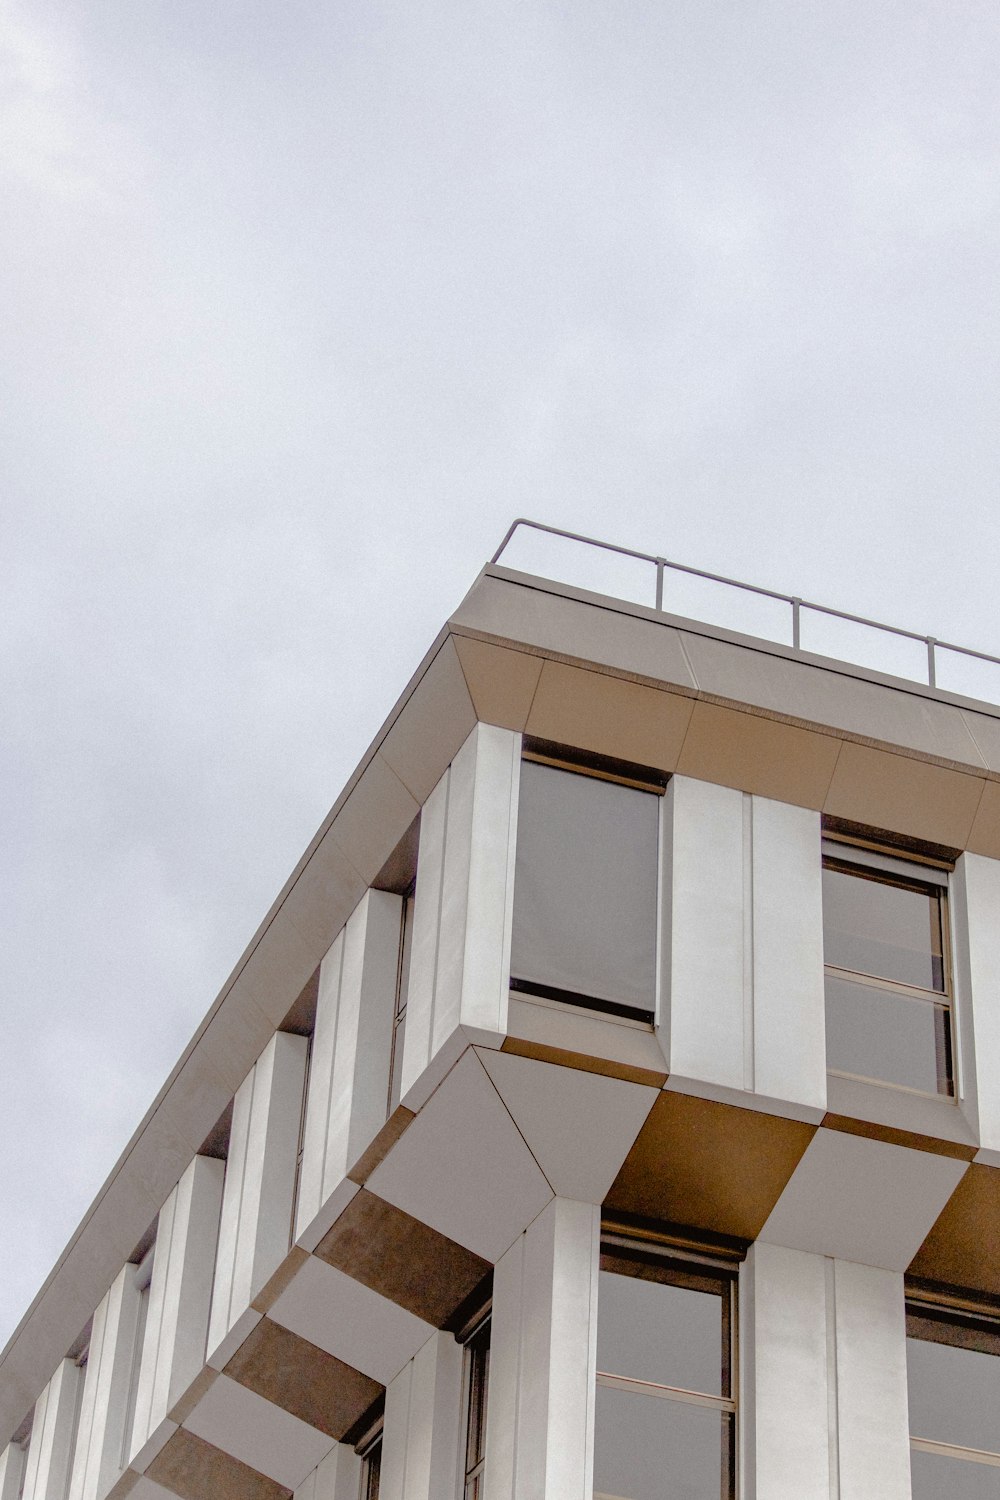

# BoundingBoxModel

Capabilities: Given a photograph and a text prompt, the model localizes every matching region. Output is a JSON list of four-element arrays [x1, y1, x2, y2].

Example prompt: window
[[822, 837, 953, 1096], [387, 893, 414, 1116], [461, 1315, 490, 1500], [510, 756, 661, 1021], [595, 1242, 736, 1500], [907, 1302, 1000, 1497], [358, 1427, 382, 1500]]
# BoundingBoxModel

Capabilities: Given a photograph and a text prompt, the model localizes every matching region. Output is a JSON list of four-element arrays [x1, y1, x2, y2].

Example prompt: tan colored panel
[[168, 1367, 219, 1425], [314, 1190, 489, 1327], [329, 754, 420, 885], [908, 1163, 1000, 1297], [239, 910, 324, 1027], [346, 1107, 416, 1186], [452, 635, 544, 731], [379, 639, 478, 802], [525, 661, 694, 772], [675, 700, 842, 808], [251, 1247, 310, 1314], [147, 1428, 290, 1500], [824, 742, 985, 848], [605, 1092, 815, 1241], [501, 1035, 667, 1089], [967, 780, 1000, 859], [822, 1113, 976, 1163], [284, 838, 367, 957], [225, 1317, 381, 1441]]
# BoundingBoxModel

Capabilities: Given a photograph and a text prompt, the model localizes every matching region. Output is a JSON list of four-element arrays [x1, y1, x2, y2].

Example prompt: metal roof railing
[[491, 518, 1000, 696]]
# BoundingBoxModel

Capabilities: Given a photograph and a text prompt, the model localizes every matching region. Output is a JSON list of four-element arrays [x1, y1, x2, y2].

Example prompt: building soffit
[[7, 566, 1000, 1447]]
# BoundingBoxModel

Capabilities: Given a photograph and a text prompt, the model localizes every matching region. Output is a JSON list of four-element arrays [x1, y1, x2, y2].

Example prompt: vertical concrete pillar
[[951, 851, 1000, 1148], [403, 725, 520, 1109], [742, 1243, 910, 1500], [296, 890, 402, 1249], [381, 1333, 463, 1500], [486, 1198, 599, 1500], [129, 1155, 224, 1464], [67, 1265, 142, 1500], [0, 1442, 27, 1500], [21, 1359, 83, 1500], [209, 1031, 308, 1358], [294, 1443, 361, 1500]]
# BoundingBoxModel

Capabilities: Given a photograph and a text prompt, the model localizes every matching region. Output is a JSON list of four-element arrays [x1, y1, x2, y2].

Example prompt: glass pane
[[908, 1337, 1000, 1453], [593, 1384, 729, 1500], [511, 762, 658, 1014], [825, 974, 951, 1095], [911, 1449, 1000, 1500], [823, 864, 943, 991], [597, 1271, 723, 1396]]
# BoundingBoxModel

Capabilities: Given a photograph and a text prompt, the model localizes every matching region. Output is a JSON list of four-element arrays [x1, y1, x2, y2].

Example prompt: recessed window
[[510, 758, 660, 1021], [461, 1315, 490, 1500], [595, 1244, 736, 1500], [387, 893, 414, 1116], [358, 1427, 382, 1500], [822, 839, 953, 1096], [907, 1302, 1000, 1497]]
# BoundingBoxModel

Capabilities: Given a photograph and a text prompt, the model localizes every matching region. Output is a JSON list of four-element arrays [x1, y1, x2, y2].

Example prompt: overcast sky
[[4, 0, 1000, 1348]]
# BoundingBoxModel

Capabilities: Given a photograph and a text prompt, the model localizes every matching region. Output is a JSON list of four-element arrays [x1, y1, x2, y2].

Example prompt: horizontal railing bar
[[490, 519, 1000, 684]]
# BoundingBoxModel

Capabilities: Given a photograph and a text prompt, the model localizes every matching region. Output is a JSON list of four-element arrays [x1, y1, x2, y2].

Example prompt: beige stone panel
[[674, 701, 841, 808], [283, 841, 367, 959], [967, 780, 1000, 858], [451, 572, 698, 688], [505, 996, 669, 1083], [500, 1034, 667, 1088], [451, 636, 543, 730], [524, 661, 693, 771], [958, 709, 1000, 774], [823, 742, 985, 847], [345, 1108, 415, 1187], [378, 638, 477, 803], [239, 913, 323, 1028], [225, 1319, 382, 1443], [197, 993, 276, 1096], [679, 629, 990, 768], [328, 756, 419, 886], [146, 1429, 289, 1500]]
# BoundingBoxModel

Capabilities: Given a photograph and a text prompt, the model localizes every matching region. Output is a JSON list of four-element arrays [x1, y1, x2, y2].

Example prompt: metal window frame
[[822, 838, 955, 1098], [906, 1297, 1000, 1471], [460, 1311, 491, 1500]]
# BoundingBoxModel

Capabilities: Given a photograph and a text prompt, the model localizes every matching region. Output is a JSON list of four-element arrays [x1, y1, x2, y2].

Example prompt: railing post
[[791, 598, 802, 651], [655, 558, 666, 612], [927, 637, 937, 688]]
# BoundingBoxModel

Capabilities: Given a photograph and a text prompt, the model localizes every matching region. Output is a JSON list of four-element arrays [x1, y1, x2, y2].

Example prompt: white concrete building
[[4, 524, 1000, 1500]]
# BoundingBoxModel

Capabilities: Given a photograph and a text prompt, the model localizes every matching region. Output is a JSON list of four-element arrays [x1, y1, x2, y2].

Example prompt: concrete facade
[[5, 557, 1000, 1498]]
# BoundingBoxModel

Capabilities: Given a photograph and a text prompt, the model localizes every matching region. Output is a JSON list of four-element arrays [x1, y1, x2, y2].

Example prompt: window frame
[[821, 834, 955, 1099], [387, 888, 414, 1117], [459, 1308, 491, 1500], [509, 747, 666, 1026], [356, 1421, 383, 1500], [595, 1234, 739, 1500], [906, 1295, 1000, 1478]]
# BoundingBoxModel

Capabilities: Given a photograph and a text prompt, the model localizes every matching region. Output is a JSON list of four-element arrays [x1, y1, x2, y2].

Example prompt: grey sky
[[4, 0, 1000, 1346]]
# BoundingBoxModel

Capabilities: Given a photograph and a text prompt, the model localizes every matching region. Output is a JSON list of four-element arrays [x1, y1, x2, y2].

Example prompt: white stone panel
[[954, 853, 1000, 1153], [296, 893, 401, 1247], [208, 1032, 307, 1355], [402, 726, 520, 1110], [477, 1050, 657, 1202], [182, 1374, 333, 1490], [269, 1256, 434, 1386], [129, 1156, 224, 1461], [380, 1334, 463, 1500], [367, 1050, 553, 1262], [833, 1260, 910, 1500], [759, 1128, 966, 1269], [741, 1243, 830, 1500], [22, 1359, 83, 1500], [485, 1198, 599, 1500], [0, 1443, 26, 1500], [750, 797, 826, 1109], [297, 1443, 361, 1500], [67, 1265, 142, 1500]]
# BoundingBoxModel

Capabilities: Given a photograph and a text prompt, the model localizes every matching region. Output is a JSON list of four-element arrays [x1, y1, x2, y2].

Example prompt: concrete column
[[67, 1265, 142, 1500], [485, 1198, 599, 1500], [209, 1031, 308, 1358], [129, 1155, 224, 1464], [21, 1359, 83, 1500], [296, 891, 402, 1249], [665, 777, 826, 1115], [403, 724, 520, 1110], [381, 1333, 463, 1500], [294, 1443, 362, 1500], [951, 851, 1000, 1150], [742, 1243, 910, 1500], [0, 1442, 27, 1500]]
